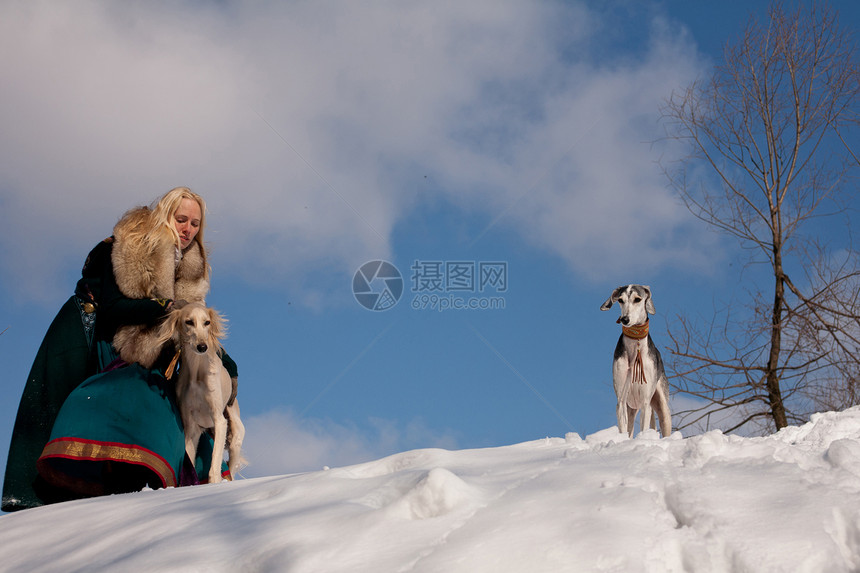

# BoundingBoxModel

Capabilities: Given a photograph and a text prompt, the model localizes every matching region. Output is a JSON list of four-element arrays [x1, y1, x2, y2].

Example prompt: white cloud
[[0, 0, 713, 304], [240, 409, 458, 478]]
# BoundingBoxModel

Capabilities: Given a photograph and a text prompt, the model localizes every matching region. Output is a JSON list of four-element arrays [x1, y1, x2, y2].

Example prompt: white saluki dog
[[157, 302, 246, 483], [600, 285, 671, 438]]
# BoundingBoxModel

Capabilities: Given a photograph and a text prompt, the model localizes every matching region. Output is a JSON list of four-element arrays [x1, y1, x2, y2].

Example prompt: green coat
[[2, 296, 96, 510], [2, 239, 237, 511]]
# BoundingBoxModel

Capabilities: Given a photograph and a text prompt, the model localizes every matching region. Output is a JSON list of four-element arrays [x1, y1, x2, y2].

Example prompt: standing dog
[[157, 302, 246, 483], [600, 285, 671, 437]]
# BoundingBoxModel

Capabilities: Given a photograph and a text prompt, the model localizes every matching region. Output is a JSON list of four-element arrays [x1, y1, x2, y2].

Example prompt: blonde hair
[[150, 186, 207, 249], [114, 187, 209, 273]]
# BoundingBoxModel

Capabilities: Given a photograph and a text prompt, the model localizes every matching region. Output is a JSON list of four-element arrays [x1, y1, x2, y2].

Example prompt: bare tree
[[661, 1, 860, 433]]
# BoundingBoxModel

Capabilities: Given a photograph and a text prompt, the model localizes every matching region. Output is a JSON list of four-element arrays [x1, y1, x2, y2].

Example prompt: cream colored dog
[[157, 302, 245, 483]]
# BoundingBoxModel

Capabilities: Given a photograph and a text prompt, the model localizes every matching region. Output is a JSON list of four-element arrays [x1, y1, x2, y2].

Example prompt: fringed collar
[[620, 319, 649, 385], [621, 319, 649, 340]]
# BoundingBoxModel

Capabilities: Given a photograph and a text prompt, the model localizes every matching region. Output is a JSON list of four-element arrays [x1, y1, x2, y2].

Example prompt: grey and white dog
[[600, 285, 671, 437]]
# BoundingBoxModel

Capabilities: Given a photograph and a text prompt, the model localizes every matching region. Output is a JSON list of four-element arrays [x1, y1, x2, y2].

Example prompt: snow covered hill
[[3, 409, 860, 572]]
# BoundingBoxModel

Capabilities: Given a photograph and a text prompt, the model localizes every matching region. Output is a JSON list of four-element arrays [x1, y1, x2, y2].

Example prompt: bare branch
[[660, 1, 860, 434]]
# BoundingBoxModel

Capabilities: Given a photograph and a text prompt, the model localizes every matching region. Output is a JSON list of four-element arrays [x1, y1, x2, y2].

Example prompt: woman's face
[[173, 197, 202, 249]]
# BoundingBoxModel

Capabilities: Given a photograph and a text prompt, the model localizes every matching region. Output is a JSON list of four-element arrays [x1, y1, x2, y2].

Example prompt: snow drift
[[2, 408, 860, 572]]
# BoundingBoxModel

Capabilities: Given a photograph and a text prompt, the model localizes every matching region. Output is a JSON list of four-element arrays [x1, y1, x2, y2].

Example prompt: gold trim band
[[39, 438, 177, 488]]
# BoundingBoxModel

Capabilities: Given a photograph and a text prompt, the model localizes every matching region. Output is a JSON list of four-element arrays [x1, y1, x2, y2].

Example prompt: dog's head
[[600, 284, 655, 326], [155, 302, 227, 355]]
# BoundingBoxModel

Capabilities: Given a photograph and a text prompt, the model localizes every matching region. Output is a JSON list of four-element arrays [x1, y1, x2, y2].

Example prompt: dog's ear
[[154, 308, 183, 348], [169, 308, 185, 342], [642, 285, 656, 314], [600, 286, 626, 311], [207, 307, 227, 342]]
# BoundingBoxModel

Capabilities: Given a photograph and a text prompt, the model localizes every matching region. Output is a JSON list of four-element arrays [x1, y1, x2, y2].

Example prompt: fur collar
[[111, 207, 209, 303], [110, 206, 210, 367]]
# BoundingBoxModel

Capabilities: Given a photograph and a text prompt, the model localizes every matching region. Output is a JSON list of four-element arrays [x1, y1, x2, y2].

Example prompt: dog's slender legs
[[639, 400, 653, 436], [178, 363, 204, 465], [613, 358, 631, 436], [225, 403, 246, 479], [207, 385, 228, 484], [624, 369, 637, 438], [184, 424, 202, 470], [625, 407, 636, 438], [209, 420, 227, 483], [652, 386, 672, 438], [616, 402, 628, 436]]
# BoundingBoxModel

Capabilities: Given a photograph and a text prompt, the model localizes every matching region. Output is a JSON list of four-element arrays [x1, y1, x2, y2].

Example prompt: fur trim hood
[[111, 207, 210, 367]]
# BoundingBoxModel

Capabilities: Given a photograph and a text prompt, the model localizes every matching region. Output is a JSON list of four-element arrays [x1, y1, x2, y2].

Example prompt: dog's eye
[[185, 320, 194, 326], [633, 297, 642, 303], [204, 320, 211, 326]]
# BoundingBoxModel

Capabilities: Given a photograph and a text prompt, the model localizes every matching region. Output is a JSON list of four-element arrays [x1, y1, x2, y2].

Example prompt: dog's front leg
[[639, 395, 653, 436], [621, 369, 640, 438], [616, 401, 629, 437], [209, 415, 227, 484], [183, 412, 202, 466], [613, 358, 630, 437], [652, 378, 672, 438], [626, 406, 637, 438], [185, 432, 197, 463], [225, 402, 246, 480]]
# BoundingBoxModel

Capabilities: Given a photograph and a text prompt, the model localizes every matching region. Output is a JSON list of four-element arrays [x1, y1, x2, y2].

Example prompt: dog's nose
[[196, 343, 208, 353], [619, 316, 629, 325]]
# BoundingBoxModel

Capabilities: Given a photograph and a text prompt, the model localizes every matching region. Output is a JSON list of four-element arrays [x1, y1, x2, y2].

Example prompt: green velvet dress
[[36, 363, 227, 496]]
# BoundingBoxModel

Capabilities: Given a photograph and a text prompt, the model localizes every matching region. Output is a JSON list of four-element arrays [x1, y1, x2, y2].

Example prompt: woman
[[2, 187, 238, 511]]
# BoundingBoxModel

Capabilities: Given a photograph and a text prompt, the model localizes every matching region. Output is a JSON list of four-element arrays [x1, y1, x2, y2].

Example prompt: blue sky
[[1, 0, 858, 479]]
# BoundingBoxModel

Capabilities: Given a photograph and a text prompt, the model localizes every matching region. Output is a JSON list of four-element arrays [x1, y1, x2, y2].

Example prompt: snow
[[3, 409, 860, 572]]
